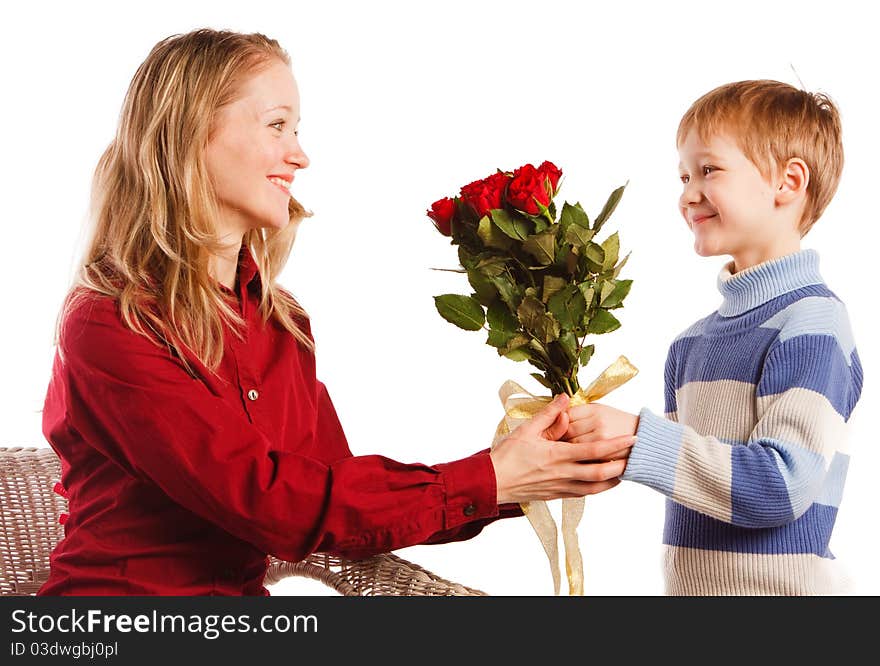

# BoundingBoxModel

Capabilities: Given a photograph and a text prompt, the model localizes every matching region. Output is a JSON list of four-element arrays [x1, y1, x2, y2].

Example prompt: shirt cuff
[[621, 407, 685, 496], [435, 451, 499, 531]]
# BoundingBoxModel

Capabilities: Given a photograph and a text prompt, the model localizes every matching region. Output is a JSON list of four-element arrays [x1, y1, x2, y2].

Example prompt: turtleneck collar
[[716, 249, 824, 317]]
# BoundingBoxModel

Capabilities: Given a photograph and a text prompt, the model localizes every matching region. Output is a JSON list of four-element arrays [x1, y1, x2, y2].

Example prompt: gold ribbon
[[490, 355, 639, 595]]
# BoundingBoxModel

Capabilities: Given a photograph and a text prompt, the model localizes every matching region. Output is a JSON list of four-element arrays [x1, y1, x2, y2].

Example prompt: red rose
[[427, 197, 456, 236], [537, 160, 562, 195], [507, 163, 553, 215], [460, 171, 510, 218]]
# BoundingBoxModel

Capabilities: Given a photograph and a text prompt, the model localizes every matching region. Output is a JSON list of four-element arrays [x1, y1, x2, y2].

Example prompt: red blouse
[[39, 247, 517, 595]]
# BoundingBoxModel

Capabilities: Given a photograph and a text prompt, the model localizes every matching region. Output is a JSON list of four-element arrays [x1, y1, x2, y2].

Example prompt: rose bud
[[537, 160, 563, 195], [427, 197, 456, 236]]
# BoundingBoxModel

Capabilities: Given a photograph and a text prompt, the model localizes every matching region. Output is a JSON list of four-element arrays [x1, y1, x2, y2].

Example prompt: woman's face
[[206, 59, 309, 240]]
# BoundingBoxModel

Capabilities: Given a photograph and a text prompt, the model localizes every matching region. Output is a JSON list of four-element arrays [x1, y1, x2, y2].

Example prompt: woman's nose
[[285, 138, 310, 170]]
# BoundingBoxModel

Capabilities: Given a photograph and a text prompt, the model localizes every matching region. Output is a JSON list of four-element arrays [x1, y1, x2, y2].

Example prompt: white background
[[2, 0, 876, 596]]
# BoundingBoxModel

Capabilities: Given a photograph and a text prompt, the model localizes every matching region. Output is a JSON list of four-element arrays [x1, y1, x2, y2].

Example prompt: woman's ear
[[775, 157, 810, 207]]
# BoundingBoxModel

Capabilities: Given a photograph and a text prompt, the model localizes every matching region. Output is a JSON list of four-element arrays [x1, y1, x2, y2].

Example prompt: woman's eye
[[680, 174, 689, 184], [702, 165, 716, 176], [270, 121, 298, 137]]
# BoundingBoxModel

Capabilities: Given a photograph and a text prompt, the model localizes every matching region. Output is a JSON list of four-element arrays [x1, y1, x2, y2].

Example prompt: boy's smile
[[677, 129, 802, 273]]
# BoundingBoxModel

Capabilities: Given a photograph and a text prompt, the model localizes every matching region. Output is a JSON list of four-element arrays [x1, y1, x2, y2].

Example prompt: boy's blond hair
[[677, 79, 843, 236]]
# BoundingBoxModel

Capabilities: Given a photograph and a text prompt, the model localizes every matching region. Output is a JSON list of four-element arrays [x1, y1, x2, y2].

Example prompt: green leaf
[[490, 208, 531, 240], [516, 296, 545, 331], [599, 280, 616, 305], [601, 279, 633, 308], [532, 217, 550, 234], [489, 275, 520, 312], [593, 183, 627, 233], [547, 285, 587, 331], [584, 242, 605, 272], [487, 328, 514, 349], [477, 215, 514, 250], [601, 231, 620, 271], [557, 331, 578, 364], [467, 270, 497, 306], [434, 294, 486, 331], [534, 314, 561, 344], [560, 201, 590, 230], [612, 252, 631, 279], [579, 344, 595, 366], [564, 223, 594, 248], [577, 282, 595, 308], [500, 334, 530, 357], [585, 309, 621, 334], [517, 296, 560, 344], [542, 275, 567, 303], [505, 348, 530, 361], [530, 372, 554, 390], [487, 299, 519, 333], [458, 245, 477, 270], [474, 256, 508, 277], [522, 228, 558, 266]]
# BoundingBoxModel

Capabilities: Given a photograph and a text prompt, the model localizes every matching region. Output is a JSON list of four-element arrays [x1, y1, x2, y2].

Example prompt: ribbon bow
[[490, 355, 638, 595]]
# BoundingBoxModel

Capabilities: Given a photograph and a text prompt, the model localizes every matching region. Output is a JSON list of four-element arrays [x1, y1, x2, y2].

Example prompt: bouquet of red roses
[[426, 161, 638, 595], [427, 161, 632, 396]]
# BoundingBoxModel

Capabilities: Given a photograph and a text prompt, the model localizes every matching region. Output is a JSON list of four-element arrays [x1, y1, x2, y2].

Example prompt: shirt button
[[463, 504, 476, 517], [247, 389, 259, 401]]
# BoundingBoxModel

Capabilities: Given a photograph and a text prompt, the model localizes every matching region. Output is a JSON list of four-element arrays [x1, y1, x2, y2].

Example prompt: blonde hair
[[60, 28, 314, 374], [677, 79, 844, 236]]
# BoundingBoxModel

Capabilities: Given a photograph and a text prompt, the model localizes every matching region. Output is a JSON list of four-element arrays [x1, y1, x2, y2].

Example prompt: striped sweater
[[622, 249, 863, 595]]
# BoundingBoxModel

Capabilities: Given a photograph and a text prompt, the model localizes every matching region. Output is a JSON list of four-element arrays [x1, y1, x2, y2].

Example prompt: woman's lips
[[693, 214, 716, 225], [267, 176, 292, 196]]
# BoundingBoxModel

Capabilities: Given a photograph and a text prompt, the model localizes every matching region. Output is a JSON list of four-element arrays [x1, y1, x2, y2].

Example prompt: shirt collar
[[717, 248, 824, 317], [237, 243, 261, 292]]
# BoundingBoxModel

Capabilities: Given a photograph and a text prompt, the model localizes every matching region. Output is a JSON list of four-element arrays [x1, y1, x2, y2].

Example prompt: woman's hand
[[490, 394, 636, 504], [564, 402, 640, 463]]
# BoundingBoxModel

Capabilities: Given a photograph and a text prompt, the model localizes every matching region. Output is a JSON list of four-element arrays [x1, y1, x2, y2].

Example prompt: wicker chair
[[0, 446, 486, 596]]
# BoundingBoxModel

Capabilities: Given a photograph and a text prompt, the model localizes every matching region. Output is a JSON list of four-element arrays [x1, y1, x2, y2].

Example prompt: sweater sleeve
[[55, 296, 505, 562], [622, 303, 863, 528]]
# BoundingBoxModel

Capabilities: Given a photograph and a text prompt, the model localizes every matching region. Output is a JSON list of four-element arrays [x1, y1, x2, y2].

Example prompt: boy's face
[[677, 128, 784, 270]]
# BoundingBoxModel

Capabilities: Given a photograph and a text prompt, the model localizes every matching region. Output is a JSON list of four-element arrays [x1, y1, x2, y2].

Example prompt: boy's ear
[[775, 158, 810, 206]]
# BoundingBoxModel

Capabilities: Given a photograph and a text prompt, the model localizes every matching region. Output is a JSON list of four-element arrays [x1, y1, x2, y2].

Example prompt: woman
[[38, 29, 633, 595]]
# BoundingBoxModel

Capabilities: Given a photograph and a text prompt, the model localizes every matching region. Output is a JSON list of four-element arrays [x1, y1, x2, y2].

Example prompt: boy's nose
[[680, 181, 702, 206]]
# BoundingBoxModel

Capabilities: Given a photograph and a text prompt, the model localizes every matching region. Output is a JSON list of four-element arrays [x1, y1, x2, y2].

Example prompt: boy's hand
[[490, 394, 632, 504], [565, 402, 640, 462]]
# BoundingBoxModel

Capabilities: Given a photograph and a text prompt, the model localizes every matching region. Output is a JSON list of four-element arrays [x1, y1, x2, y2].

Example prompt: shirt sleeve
[[622, 304, 863, 528], [57, 296, 507, 562]]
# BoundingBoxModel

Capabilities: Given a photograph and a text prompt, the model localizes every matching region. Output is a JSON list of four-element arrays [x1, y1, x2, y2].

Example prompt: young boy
[[566, 80, 864, 595]]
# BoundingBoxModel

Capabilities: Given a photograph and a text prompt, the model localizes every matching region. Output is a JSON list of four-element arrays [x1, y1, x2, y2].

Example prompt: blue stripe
[[760, 296, 856, 361], [706, 437, 841, 510], [757, 334, 860, 419], [672, 327, 778, 386], [663, 351, 677, 414], [730, 443, 794, 526], [663, 500, 838, 556]]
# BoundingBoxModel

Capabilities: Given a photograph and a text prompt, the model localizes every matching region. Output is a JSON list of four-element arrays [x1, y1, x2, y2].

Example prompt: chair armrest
[[264, 552, 487, 596]]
